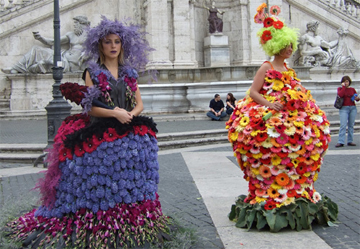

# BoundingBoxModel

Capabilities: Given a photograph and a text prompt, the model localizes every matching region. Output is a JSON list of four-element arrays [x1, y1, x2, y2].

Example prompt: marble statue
[[297, 21, 336, 67], [2, 16, 90, 74], [203, 1, 224, 34], [328, 27, 360, 69]]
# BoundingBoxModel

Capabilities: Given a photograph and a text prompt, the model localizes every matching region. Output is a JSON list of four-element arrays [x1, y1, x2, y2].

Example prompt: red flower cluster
[[7, 194, 168, 248], [261, 30, 272, 44], [60, 83, 88, 105]]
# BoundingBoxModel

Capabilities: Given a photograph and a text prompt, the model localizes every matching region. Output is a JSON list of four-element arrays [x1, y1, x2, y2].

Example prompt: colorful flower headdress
[[254, 3, 298, 56], [83, 16, 154, 72]]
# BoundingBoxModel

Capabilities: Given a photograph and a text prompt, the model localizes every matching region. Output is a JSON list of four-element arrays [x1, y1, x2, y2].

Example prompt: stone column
[[144, 0, 173, 69], [172, 0, 198, 68]]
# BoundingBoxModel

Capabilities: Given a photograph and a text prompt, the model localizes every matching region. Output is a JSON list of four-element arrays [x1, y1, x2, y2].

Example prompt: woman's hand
[[113, 107, 132, 124], [269, 101, 283, 111]]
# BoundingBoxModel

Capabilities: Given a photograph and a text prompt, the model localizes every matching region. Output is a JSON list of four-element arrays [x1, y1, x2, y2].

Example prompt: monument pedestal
[[204, 34, 230, 67]]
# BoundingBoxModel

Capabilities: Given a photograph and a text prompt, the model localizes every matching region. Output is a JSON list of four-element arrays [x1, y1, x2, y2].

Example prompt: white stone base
[[204, 34, 230, 67]]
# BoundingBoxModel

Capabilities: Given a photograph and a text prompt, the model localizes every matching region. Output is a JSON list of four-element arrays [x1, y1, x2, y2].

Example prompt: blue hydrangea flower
[[112, 172, 120, 181], [75, 166, 83, 176], [100, 199, 109, 210], [97, 175, 106, 185], [105, 176, 112, 187], [99, 142, 108, 150], [99, 166, 107, 175], [123, 194, 131, 204], [96, 186, 105, 198], [114, 194, 122, 203], [106, 147, 114, 155], [120, 158, 127, 168], [75, 157, 83, 166], [111, 182, 118, 193], [105, 187, 112, 200], [91, 203, 99, 213], [114, 139, 122, 146], [118, 150, 126, 159]]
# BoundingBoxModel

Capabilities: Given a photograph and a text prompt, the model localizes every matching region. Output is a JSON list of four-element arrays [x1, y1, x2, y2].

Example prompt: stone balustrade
[[319, 0, 360, 19]]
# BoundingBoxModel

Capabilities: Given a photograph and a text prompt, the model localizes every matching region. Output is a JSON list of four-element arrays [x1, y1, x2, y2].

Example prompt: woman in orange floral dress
[[226, 4, 337, 232]]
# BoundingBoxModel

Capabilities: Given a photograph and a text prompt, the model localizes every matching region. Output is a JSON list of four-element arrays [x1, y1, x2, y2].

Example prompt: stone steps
[[0, 120, 359, 165], [0, 99, 10, 110]]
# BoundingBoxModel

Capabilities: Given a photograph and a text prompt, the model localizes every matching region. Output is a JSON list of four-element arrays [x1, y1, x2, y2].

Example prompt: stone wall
[[0, 0, 359, 118]]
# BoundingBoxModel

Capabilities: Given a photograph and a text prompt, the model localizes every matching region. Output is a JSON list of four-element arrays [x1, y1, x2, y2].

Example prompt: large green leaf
[[273, 213, 289, 232], [229, 204, 237, 221], [278, 204, 296, 230], [256, 212, 267, 230], [235, 207, 248, 228], [246, 209, 257, 231], [296, 202, 311, 230], [264, 210, 276, 231]]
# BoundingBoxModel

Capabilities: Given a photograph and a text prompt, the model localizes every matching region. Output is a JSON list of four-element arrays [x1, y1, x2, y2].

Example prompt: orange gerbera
[[296, 145, 307, 155], [276, 173, 290, 186], [259, 165, 272, 178], [296, 91, 307, 102], [295, 175, 307, 184], [284, 179, 295, 190], [269, 116, 283, 126], [295, 125, 304, 135], [267, 187, 280, 198], [310, 162, 319, 171], [281, 73, 291, 84]]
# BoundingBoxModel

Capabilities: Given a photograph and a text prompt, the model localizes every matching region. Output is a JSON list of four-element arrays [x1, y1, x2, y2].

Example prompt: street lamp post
[[44, 0, 71, 154]]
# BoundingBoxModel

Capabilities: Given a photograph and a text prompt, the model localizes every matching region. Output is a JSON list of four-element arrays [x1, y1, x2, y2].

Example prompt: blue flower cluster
[[35, 132, 159, 218]]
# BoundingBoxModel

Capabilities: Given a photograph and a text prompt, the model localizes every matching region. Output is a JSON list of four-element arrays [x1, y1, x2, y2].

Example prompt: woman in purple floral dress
[[6, 17, 168, 248]]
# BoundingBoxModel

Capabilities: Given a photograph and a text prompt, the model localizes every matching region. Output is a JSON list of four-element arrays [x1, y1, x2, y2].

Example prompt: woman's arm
[[249, 63, 283, 111], [130, 86, 144, 117], [337, 85, 346, 97], [226, 101, 235, 109], [84, 71, 132, 124]]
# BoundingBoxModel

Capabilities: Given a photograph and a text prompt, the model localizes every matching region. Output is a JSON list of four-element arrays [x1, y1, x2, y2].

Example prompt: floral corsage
[[123, 68, 138, 108]]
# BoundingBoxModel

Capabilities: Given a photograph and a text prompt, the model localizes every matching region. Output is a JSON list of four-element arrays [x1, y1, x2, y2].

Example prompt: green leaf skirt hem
[[228, 194, 338, 232]]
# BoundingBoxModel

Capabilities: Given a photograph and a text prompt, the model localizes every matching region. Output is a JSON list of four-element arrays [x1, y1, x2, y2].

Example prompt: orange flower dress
[[226, 61, 331, 210]]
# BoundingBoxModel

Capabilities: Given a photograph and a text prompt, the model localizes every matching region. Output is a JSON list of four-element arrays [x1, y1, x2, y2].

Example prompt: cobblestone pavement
[[0, 117, 359, 248], [0, 154, 224, 248]]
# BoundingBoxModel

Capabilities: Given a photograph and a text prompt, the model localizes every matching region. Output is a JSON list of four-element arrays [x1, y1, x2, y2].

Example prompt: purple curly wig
[[83, 16, 154, 71]]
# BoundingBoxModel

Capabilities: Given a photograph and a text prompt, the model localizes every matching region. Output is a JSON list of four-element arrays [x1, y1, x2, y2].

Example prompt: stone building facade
[[0, 0, 359, 118]]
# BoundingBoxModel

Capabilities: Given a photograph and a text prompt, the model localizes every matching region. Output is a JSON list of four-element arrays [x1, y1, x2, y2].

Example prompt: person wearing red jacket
[[335, 76, 360, 147]]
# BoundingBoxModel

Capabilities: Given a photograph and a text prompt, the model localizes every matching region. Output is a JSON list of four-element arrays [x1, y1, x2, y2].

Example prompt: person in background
[[226, 92, 236, 115], [335, 75, 360, 147], [207, 93, 227, 121]]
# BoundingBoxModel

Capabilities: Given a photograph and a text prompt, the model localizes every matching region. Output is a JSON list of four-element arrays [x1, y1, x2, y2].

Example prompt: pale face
[[101, 34, 122, 60], [215, 95, 221, 102], [279, 44, 293, 59], [342, 80, 350, 87]]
